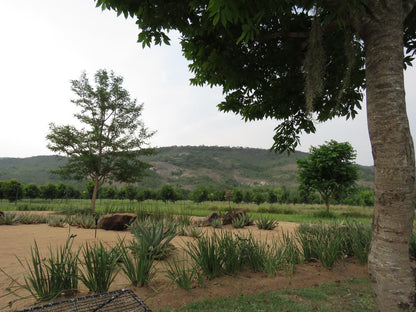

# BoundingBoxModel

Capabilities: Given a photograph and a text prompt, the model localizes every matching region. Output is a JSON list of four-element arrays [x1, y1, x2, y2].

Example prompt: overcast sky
[[1, 0, 415, 166]]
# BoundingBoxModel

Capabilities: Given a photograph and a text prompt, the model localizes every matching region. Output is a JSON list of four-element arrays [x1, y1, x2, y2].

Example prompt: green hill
[[0, 146, 373, 190]]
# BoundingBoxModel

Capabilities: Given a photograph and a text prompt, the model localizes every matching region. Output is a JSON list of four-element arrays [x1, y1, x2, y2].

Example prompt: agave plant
[[129, 220, 177, 260]]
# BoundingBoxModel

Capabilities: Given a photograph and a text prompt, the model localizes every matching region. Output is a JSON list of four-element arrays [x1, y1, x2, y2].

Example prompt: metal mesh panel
[[17, 289, 151, 312]]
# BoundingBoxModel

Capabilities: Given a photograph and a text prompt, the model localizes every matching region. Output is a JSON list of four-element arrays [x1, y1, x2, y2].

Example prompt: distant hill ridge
[[0, 146, 374, 190]]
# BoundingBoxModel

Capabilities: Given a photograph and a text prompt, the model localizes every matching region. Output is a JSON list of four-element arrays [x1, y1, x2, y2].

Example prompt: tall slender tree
[[95, 1, 416, 310], [47, 69, 154, 212]]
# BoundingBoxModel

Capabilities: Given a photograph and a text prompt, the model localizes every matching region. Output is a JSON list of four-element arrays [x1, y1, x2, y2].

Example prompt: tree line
[[0, 179, 374, 207]]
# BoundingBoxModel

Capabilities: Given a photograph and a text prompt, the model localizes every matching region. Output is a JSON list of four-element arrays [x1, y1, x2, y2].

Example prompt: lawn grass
[[158, 278, 376, 312]]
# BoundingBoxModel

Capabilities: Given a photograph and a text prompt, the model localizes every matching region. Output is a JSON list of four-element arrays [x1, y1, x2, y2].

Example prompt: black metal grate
[[17, 289, 151, 312]]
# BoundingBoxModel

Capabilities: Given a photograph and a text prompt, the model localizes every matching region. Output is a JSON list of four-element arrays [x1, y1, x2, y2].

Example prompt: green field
[[0, 199, 374, 223]]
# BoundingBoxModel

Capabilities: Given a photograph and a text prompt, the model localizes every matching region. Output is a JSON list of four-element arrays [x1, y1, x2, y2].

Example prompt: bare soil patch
[[0, 213, 368, 311]]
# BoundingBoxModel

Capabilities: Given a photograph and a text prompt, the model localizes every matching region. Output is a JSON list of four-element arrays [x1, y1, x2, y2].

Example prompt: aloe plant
[[130, 220, 177, 260]]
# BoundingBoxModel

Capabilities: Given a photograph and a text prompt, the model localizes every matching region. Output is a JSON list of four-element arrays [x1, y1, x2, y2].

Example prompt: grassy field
[[0, 199, 374, 223]]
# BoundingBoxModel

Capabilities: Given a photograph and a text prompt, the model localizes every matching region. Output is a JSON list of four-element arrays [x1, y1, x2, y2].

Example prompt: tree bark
[[361, 1, 416, 310]]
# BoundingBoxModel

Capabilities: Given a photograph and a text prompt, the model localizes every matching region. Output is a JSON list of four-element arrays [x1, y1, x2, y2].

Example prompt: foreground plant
[[130, 220, 177, 260], [78, 242, 120, 293], [20, 236, 79, 301], [165, 257, 198, 290], [118, 239, 155, 287]]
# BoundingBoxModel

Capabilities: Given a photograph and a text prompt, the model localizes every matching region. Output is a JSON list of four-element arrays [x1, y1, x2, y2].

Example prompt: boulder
[[98, 213, 137, 231], [222, 209, 246, 225], [202, 212, 220, 226]]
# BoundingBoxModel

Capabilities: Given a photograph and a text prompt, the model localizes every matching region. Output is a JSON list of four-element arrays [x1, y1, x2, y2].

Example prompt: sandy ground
[[0, 212, 368, 311]]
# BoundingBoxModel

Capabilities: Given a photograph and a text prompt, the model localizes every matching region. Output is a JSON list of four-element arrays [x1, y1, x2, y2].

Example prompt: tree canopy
[[46, 69, 154, 211]]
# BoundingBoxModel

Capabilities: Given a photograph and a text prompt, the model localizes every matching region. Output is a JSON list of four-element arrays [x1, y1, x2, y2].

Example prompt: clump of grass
[[118, 239, 155, 287], [186, 234, 223, 280], [256, 215, 278, 230], [78, 242, 120, 293], [19, 237, 79, 301], [296, 221, 371, 268], [165, 257, 198, 290]]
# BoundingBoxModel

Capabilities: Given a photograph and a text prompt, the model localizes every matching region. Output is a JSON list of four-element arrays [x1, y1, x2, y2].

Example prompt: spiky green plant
[[0, 213, 19, 225], [165, 257, 196, 290], [78, 242, 120, 293], [256, 215, 278, 230], [186, 234, 223, 280], [20, 236, 79, 301], [130, 220, 177, 260], [118, 239, 155, 287]]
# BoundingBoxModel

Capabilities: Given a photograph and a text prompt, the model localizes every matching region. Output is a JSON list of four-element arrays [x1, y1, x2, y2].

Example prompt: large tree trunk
[[361, 1, 416, 310]]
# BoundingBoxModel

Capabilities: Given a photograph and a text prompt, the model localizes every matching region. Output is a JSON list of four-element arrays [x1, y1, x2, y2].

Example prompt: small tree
[[296, 140, 359, 212], [46, 69, 154, 212], [3, 179, 23, 203], [24, 183, 40, 201], [160, 184, 177, 203]]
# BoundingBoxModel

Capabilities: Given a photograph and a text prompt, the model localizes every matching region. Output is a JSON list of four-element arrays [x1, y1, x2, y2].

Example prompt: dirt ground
[[0, 212, 368, 311]]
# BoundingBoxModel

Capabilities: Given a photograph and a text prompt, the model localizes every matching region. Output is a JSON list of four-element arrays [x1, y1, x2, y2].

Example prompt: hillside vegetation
[[0, 146, 373, 190]]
